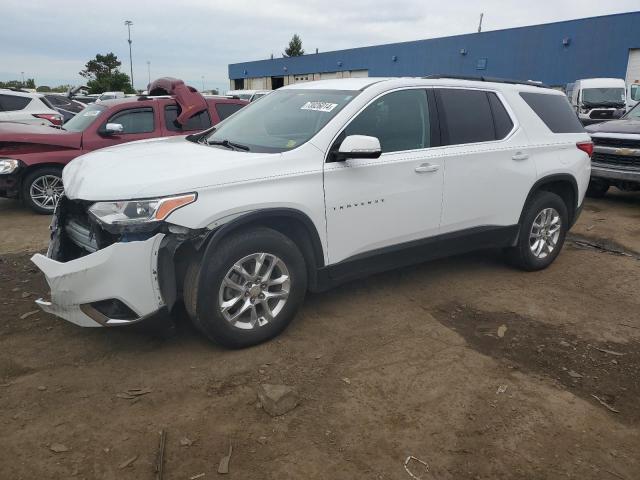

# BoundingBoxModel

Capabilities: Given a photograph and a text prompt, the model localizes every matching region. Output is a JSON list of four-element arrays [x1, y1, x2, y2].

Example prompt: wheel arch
[[520, 174, 579, 227], [196, 208, 325, 293], [19, 162, 64, 193]]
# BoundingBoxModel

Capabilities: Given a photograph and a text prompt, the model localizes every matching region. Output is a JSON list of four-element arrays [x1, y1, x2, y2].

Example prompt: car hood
[[586, 119, 640, 135], [0, 122, 82, 149], [63, 136, 285, 200]]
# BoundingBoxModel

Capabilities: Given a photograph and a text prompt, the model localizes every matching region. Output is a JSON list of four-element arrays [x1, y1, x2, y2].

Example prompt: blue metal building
[[228, 11, 640, 90]]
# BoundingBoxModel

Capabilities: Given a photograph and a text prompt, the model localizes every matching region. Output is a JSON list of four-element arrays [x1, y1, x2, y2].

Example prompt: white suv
[[32, 77, 592, 347], [0, 90, 63, 126]]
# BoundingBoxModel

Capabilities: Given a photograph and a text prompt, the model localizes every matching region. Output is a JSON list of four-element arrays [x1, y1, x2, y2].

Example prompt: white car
[[32, 77, 592, 347], [226, 89, 271, 101], [0, 89, 63, 126], [95, 91, 126, 103]]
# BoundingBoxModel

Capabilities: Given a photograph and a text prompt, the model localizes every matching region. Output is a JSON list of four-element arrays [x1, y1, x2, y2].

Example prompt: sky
[[1, 0, 639, 93]]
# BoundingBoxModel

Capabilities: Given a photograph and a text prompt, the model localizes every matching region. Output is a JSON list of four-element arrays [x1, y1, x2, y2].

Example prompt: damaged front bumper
[[32, 233, 166, 327], [31, 197, 170, 327]]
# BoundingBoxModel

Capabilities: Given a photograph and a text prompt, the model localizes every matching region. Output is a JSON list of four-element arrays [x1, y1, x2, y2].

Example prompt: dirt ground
[[1, 190, 639, 480]]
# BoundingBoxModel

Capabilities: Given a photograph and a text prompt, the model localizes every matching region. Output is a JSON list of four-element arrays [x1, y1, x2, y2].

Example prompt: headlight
[[0, 158, 20, 174], [88, 193, 196, 225]]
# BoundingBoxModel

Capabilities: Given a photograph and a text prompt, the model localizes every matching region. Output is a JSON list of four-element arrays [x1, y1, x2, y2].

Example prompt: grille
[[64, 217, 98, 253], [592, 152, 640, 169], [592, 137, 640, 149], [55, 197, 117, 261], [589, 110, 615, 119]]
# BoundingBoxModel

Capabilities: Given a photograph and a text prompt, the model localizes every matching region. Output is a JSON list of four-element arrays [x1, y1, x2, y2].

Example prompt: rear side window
[[215, 103, 244, 121], [106, 107, 154, 134], [519, 92, 584, 133], [164, 105, 212, 131], [436, 89, 495, 145], [0, 94, 31, 112], [487, 93, 514, 139]]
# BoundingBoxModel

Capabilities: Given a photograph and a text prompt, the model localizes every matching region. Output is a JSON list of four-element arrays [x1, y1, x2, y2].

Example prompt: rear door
[[161, 101, 213, 136], [435, 88, 535, 233], [83, 106, 158, 151]]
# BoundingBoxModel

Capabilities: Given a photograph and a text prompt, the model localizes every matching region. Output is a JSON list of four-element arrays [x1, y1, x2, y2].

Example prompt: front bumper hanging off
[[31, 233, 166, 327]]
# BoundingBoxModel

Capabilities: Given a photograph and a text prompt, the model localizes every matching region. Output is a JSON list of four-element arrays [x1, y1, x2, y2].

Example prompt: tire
[[22, 167, 64, 214], [507, 191, 569, 271], [190, 227, 307, 348], [586, 180, 609, 198]]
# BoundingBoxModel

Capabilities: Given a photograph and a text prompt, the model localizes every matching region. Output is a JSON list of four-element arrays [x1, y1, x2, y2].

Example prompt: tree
[[79, 53, 135, 94], [36, 85, 52, 92], [284, 34, 304, 57], [0, 78, 35, 89]]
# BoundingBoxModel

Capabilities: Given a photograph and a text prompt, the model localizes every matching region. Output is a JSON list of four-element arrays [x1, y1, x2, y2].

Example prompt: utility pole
[[147, 60, 151, 86], [477, 13, 484, 33], [124, 20, 134, 89]]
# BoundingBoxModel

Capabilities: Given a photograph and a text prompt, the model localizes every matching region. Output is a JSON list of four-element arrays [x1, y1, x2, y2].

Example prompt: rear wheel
[[586, 180, 609, 198], [188, 227, 307, 348], [507, 191, 568, 271], [22, 167, 63, 214]]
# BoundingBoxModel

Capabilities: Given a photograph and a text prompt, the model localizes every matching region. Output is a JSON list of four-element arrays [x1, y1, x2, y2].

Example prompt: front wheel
[[22, 167, 64, 214], [507, 191, 568, 271], [187, 227, 307, 348]]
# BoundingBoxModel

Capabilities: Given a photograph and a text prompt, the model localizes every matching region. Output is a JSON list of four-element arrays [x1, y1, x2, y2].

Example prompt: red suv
[[0, 79, 247, 213]]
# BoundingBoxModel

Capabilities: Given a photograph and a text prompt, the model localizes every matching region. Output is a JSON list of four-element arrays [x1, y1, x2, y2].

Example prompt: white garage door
[[349, 70, 369, 78], [626, 49, 640, 84]]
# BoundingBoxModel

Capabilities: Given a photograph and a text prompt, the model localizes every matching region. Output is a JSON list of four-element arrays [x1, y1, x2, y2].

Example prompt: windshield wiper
[[207, 139, 250, 151]]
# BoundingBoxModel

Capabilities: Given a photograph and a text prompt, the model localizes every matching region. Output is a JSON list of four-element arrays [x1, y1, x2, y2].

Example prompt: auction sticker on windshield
[[301, 101, 338, 112]]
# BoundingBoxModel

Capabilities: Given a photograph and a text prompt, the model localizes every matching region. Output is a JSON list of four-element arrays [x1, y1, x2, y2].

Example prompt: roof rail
[[423, 74, 549, 88]]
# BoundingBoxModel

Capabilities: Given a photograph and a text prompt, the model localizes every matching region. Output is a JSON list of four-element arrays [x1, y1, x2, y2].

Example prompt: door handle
[[512, 151, 529, 161], [415, 163, 440, 173]]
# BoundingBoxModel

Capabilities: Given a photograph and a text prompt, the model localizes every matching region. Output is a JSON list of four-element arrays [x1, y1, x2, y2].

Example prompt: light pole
[[147, 60, 151, 86], [124, 20, 134, 90]]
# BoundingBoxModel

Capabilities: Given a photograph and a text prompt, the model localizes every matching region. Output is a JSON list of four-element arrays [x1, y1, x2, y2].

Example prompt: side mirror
[[104, 123, 124, 135], [334, 135, 382, 162]]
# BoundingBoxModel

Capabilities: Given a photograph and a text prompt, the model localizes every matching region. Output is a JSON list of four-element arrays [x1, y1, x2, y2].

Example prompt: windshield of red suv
[[203, 89, 357, 153], [63, 103, 107, 132]]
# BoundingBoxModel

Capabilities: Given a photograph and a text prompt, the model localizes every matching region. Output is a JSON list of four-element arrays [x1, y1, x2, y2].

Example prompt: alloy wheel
[[529, 207, 561, 259], [29, 174, 63, 211], [218, 252, 291, 330]]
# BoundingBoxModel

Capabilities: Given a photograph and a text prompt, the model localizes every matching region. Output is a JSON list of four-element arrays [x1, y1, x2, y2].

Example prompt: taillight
[[576, 141, 593, 158], [32, 113, 63, 126]]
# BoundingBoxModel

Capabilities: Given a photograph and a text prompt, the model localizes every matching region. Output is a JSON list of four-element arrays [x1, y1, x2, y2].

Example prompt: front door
[[323, 88, 444, 265], [83, 106, 157, 151]]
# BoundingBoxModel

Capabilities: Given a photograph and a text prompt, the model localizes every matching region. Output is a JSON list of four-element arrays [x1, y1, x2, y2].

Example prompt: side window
[[519, 92, 584, 134], [0, 94, 32, 112], [164, 105, 212, 131], [436, 89, 495, 145], [215, 103, 244, 121], [487, 93, 514, 139], [343, 89, 430, 153], [106, 107, 154, 134]]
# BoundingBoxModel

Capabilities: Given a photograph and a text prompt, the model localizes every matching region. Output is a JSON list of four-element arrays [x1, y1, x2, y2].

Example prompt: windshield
[[582, 87, 625, 106], [62, 103, 107, 132], [203, 89, 357, 153]]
